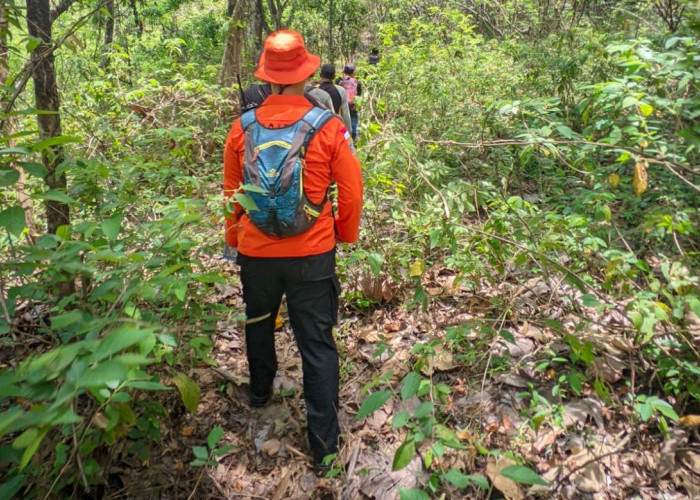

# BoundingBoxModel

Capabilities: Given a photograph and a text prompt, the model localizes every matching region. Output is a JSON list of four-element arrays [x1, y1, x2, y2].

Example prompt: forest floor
[[108, 250, 700, 499]]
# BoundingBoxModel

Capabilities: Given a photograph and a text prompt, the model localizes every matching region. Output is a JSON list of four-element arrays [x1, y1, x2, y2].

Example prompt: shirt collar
[[262, 94, 311, 107]]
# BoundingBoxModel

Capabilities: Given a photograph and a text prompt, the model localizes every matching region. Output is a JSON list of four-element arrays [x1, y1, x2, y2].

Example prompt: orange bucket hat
[[254, 30, 320, 85]]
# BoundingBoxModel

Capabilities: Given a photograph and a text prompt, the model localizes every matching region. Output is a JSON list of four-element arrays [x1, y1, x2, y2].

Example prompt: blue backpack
[[240, 107, 335, 238]]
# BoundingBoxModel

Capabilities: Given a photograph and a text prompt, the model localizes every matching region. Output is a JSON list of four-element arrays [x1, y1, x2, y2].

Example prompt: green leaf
[[470, 475, 490, 490], [354, 390, 392, 420], [36, 190, 75, 203], [413, 401, 434, 420], [192, 446, 209, 460], [555, 125, 575, 139], [18, 161, 48, 178], [581, 294, 601, 307], [392, 438, 416, 471], [649, 398, 679, 421], [91, 326, 155, 363], [500, 465, 549, 486], [30, 135, 80, 151], [172, 372, 201, 414], [398, 489, 430, 500], [0, 206, 25, 237], [368, 253, 383, 277], [51, 310, 83, 330], [79, 360, 128, 389], [639, 103, 653, 117], [499, 330, 515, 344], [234, 193, 258, 211], [207, 425, 224, 449], [0, 474, 26, 499], [0, 408, 24, 438], [241, 183, 267, 194], [18, 428, 47, 471], [213, 445, 236, 456], [0, 168, 19, 187], [25, 36, 42, 52], [0, 146, 31, 155], [400, 372, 421, 400], [125, 380, 170, 390], [101, 213, 123, 241], [12, 429, 38, 450], [392, 411, 410, 429], [444, 468, 470, 488]]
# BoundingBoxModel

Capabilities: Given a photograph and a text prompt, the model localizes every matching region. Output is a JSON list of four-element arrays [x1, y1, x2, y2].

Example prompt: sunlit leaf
[[639, 103, 653, 117], [633, 162, 648, 196], [172, 372, 201, 414], [409, 260, 424, 278]]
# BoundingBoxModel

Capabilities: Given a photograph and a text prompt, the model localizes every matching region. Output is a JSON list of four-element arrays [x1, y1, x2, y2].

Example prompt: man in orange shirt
[[223, 31, 363, 474]]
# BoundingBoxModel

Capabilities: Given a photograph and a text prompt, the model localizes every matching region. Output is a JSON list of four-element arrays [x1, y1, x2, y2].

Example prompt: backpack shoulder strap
[[240, 109, 257, 130], [276, 108, 335, 193], [299, 107, 335, 153]]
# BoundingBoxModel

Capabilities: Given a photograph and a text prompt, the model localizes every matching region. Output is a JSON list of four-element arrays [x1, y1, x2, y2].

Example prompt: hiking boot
[[313, 462, 331, 478], [249, 392, 271, 408]]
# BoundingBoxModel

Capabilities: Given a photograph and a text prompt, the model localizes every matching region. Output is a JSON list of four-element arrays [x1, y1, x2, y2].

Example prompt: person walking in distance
[[337, 63, 361, 143], [317, 63, 352, 134], [223, 30, 363, 475]]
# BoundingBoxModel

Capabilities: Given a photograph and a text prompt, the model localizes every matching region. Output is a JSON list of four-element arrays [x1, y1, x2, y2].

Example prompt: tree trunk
[[1, 4, 37, 241], [101, 0, 115, 68], [26, 0, 74, 296], [129, 0, 143, 36], [219, 0, 245, 88]]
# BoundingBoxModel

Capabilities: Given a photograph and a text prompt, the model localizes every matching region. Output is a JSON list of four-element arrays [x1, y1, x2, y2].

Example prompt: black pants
[[237, 249, 340, 463]]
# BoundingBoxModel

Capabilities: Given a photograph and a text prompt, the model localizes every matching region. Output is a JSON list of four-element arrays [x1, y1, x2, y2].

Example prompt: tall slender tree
[[26, 0, 74, 296]]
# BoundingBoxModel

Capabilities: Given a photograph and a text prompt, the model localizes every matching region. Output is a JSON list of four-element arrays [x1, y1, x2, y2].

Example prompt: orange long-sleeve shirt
[[223, 94, 363, 257]]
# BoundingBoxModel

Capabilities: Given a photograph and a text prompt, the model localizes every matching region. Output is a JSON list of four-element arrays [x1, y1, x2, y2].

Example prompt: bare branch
[[50, 0, 78, 22]]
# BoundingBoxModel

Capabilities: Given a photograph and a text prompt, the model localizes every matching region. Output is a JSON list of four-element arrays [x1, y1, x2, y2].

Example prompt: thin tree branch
[[50, 0, 79, 22], [1, 0, 109, 130]]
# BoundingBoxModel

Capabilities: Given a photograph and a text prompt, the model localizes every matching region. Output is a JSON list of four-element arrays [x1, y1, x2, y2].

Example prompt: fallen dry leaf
[[420, 347, 458, 375], [586, 355, 625, 384], [658, 429, 686, 478], [680, 415, 700, 427], [261, 439, 281, 457], [181, 426, 195, 437], [679, 450, 700, 475], [486, 457, 524, 500], [358, 274, 396, 303], [384, 321, 401, 332]]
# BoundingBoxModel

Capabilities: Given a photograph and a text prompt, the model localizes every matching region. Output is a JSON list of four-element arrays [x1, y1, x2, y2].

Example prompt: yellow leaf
[[633, 162, 648, 196], [639, 103, 653, 117], [409, 260, 424, 278], [680, 415, 700, 427], [608, 173, 620, 188]]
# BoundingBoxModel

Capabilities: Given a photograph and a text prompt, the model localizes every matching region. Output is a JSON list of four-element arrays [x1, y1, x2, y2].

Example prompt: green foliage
[[190, 425, 235, 467]]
